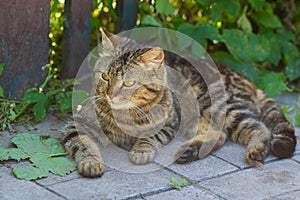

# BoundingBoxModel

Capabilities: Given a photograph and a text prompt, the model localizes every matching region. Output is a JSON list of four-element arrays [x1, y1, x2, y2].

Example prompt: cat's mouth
[[106, 96, 133, 110]]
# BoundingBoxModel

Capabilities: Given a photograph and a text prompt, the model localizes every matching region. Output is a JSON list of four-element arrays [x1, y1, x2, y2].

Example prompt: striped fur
[[62, 31, 296, 178]]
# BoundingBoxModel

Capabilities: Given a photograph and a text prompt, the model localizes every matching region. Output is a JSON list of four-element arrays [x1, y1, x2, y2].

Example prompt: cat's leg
[[256, 90, 296, 158], [175, 119, 228, 164], [62, 122, 105, 178], [129, 129, 174, 164], [225, 107, 272, 167]]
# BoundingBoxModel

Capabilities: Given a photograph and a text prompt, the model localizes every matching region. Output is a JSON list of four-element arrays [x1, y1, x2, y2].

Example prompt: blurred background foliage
[[50, 0, 300, 97]]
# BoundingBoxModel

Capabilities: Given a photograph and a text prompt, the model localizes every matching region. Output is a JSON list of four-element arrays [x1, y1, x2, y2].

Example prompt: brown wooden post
[[0, 0, 50, 98], [61, 0, 92, 78]]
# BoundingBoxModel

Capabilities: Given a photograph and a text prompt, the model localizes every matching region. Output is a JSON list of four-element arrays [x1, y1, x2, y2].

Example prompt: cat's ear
[[100, 27, 120, 49], [140, 47, 164, 69]]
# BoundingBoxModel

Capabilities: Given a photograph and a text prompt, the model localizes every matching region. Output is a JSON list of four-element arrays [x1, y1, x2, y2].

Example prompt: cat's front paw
[[129, 145, 156, 164], [78, 156, 105, 178], [245, 141, 270, 167]]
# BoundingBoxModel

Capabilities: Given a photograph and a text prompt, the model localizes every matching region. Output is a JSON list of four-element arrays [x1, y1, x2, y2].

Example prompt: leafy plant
[[137, 0, 300, 96], [0, 64, 88, 131], [169, 176, 189, 190], [281, 95, 300, 127], [0, 133, 76, 180]]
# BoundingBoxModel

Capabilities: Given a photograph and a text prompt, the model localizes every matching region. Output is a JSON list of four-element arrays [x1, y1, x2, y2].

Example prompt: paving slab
[[265, 189, 300, 200], [100, 144, 164, 174], [0, 131, 14, 148], [212, 141, 248, 169], [35, 171, 81, 187], [293, 154, 300, 163], [48, 168, 181, 200], [166, 155, 238, 183], [198, 159, 300, 200], [144, 186, 219, 200], [273, 92, 299, 106], [213, 141, 279, 169], [14, 114, 66, 139], [0, 166, 64, 200]]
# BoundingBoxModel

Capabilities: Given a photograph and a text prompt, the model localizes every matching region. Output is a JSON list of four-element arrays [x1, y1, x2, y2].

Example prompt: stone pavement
[[1, 94, 300, 200]]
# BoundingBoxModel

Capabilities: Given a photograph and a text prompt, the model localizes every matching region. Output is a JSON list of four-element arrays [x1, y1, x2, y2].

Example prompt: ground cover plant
[[0, 133, 76, 180]]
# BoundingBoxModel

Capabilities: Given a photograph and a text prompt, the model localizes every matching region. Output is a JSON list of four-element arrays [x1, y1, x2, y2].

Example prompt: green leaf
[[155, 0, 174, 16], [222, 29, 270, 62], [169, 176, 176, 183], [22, 88, 53, 122], [179, 178, 189, 186], [282, 42, 299, 64], [177, 23, 197, 49], [0, 63, 4, 76], [13, 165, 49, 181], [222, 29, 247, 61], [0, 147, 29, 161], [197, 23, 221, 41], [261, 32, 281, 65], [237, 13, 252, 33], [178, 23, 220, 49], [261, 29, 296, 65], [261, 72, 289, 96], [33, 102, 47, 122], [248, 0, 265, 12], [58, 92, 72, 113], [141, 15, 163, 27], [30, 154, 76, 176], [254, 11, 282, 28], [11, 133, 65, 155], [22, 88, 43, 103], [0, 86, 4, 98], [0, 147, 9, 160], [210, 0, 241, 22], [2, 133, 76, 180], [276, 28, 295, 42], [286, 59, 300, 81]]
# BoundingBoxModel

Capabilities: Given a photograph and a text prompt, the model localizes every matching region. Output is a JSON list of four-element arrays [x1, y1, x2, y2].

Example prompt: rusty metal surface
[[0, 0, 50, 98], [61, 0, 91, 79]]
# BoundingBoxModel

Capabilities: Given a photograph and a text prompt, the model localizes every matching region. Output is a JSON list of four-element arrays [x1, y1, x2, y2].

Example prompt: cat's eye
[[123, 80, 135, 87], [101, 73, 110, 81]]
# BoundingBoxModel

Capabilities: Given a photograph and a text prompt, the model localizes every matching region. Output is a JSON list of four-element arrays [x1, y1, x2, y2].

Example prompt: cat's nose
[[107, 93, 113, 99], [107, 88, 114, 99]]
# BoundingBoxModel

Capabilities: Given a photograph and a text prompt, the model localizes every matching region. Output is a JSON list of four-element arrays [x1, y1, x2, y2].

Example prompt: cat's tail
[[257, 90, 297, 158]]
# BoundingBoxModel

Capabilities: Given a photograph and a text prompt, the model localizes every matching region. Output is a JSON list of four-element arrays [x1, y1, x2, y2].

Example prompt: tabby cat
[[62, 29, 296, 178]]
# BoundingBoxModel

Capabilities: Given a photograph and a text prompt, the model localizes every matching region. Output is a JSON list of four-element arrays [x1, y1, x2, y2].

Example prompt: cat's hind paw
[[245, 141, 270, 167], [78, 156, 105, 178], [174, 139, 203, 164]]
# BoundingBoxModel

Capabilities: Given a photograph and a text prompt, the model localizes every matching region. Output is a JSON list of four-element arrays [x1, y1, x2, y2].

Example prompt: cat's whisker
[[128, 103, 153, 124]]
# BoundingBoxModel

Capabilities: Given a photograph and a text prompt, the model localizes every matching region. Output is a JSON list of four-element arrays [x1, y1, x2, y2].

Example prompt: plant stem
[[50, 152, 69, 157]]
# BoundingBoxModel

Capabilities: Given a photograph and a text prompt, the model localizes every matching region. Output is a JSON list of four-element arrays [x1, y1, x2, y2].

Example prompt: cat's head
[[95, 29, 166, 111]]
